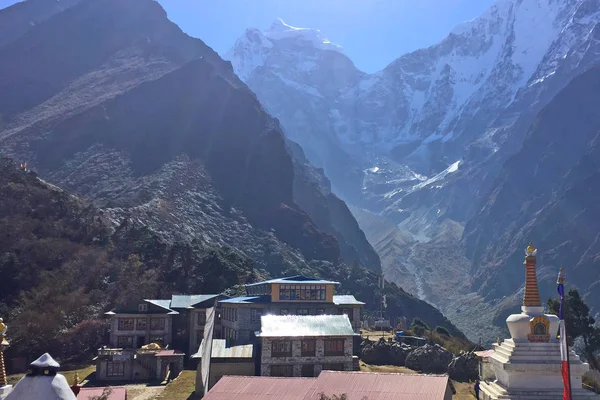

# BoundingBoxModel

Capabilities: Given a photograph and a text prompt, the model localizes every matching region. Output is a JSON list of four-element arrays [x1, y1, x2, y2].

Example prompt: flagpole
[[564, 286, 573, 400], [557, 266, 573, 400]]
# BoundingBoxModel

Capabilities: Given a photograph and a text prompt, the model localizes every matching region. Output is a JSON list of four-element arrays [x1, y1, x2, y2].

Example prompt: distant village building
[[191, 339, 254, 392], [257, 315, 356, 377], [219, 276, 364, 342], [203, 371, 454, 400]]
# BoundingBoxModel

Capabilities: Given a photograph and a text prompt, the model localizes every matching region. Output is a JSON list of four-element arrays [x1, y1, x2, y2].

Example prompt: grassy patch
[[154, 370, 198, 400], [6, 364, 95, 387]]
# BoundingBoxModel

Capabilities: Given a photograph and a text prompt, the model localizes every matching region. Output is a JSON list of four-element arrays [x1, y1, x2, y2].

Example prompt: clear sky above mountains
[[1, 0, 495, 72]]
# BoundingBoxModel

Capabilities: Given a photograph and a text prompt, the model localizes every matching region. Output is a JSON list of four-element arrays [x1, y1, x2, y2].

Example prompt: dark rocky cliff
[[463, 66, 600, 312]]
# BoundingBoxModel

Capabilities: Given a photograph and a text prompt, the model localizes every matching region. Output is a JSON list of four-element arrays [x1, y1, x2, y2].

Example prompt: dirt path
[[122, 384, 165, 400]]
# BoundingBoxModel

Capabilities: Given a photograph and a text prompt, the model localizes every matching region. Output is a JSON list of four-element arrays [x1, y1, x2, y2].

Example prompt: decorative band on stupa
[[0, 318, 8, 387], [523, 243, 542, 307]]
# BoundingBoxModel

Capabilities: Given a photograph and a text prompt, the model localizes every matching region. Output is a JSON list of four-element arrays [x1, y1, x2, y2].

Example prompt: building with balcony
[[218, 276, 364, 343], [256, 314, 357, 377], [105, 299, 178, 350]]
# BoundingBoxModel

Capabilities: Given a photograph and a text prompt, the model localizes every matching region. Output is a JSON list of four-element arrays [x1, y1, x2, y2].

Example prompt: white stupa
[[5, 353, 76, 400], [480, 244, 598, 399]]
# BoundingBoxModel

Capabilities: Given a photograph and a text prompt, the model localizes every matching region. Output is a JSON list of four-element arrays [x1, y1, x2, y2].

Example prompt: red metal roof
[[204, 372, 451, 400], [77, 387, 127, 400], [304, 371, 451, 400], [203, 376, 315, 400]]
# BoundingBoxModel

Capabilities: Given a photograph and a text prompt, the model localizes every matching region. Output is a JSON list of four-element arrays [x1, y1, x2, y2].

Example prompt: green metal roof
[[256, 315, 356, 338], [170, 294, 220, 309]]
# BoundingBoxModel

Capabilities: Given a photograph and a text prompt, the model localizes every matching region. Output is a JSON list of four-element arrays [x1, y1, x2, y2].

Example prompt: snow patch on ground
[[413, 160, 461, 190]]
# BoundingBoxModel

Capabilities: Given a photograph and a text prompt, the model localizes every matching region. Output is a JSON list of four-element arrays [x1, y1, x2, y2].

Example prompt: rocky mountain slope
[[464, 66, 600, 321], [0, 0, 466, 339], [0, 0, 379, 273], [227, 0, 600, 338]]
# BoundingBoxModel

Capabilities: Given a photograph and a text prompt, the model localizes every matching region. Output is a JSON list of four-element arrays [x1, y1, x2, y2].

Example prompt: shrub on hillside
[[435, 326, 451, 337]]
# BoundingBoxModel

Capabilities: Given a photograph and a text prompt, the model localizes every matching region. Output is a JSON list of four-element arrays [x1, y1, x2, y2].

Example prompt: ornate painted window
[[150, 318, 165, 330], [118, 318, 134, 331], [136, 318, 147, 330]]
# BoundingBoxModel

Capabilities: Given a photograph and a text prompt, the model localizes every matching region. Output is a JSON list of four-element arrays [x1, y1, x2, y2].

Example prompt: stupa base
[[480, 380, 598, 399], [0, 384, 13, 400]]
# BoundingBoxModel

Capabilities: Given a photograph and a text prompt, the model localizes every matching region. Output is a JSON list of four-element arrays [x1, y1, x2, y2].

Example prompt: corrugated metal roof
[[192, 339, 254, 359], [144, 299, 178, 314], [170, 294, 219, 309], [219, 295, 271, 304], [203, 376, 314, 400], [332, 295, 365, 305], [246, 275, 339, 287], [77, 387, 127, 400], [303, 371, 451, 400], [203, 372, 451, 400], [257, 315, 355, 337]]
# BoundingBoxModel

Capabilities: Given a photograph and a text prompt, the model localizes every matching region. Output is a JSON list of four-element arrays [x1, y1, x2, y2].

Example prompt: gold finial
[[497, 337, 502, 346], [525, 243, 537, 256], [0, 318, 6, 339], [557, 265, 566, 285]]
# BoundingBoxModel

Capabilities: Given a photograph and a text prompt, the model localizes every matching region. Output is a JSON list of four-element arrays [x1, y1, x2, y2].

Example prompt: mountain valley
[[0, 0, 466, 359], [227, 0, 600, 340]]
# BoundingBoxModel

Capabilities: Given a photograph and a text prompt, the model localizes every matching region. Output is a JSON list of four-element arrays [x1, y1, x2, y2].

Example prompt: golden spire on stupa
[[523, 243, 542, 307]]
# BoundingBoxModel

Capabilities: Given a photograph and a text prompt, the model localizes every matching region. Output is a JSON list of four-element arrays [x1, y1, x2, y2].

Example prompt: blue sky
[[1, 0, 495, 72]]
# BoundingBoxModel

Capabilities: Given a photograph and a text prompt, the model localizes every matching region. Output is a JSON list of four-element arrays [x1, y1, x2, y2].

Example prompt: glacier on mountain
[[225, 0, 600, 229]]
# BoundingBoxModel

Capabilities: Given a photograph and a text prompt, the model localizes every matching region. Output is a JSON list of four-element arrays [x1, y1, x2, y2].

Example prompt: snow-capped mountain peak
[[264, 18, 342, 52]]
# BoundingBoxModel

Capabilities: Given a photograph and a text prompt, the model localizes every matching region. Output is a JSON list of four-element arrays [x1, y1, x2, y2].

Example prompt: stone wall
[[261, 336, 353, 377]]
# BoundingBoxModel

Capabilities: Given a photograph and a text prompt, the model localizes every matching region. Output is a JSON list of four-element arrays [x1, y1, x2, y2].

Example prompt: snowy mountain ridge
[[226, 0, 599, 210]]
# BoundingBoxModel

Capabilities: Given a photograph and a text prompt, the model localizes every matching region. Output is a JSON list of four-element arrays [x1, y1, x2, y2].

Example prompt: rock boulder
[[405, 344, 452, 373]]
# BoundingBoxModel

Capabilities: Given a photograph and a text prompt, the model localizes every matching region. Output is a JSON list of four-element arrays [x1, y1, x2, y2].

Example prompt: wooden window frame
[[271, 365, 293, 377], [301, 340, 316, 356], [150, 318, 165, 330], [271, 340, 292, 357], [118, 318, 134, 331], [107, 361, 125, 377], [324, 339, 345, 356]]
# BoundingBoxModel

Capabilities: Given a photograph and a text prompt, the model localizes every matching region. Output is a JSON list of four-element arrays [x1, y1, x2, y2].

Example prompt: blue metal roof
[[245, 275, 339, 287], [332, 295, 365, 306], [219, 295, 272, 304], [170, 294, 220, 309]]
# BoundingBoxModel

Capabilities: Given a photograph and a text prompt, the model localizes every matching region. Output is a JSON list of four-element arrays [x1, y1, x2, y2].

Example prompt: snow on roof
[[257, 315, 355, 338], [332, 295, 365, 305]]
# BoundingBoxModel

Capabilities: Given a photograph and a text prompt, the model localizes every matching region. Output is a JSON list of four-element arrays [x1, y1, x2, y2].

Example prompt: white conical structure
[[5, 353, 76, 400], [480, 244, 598, 400]]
